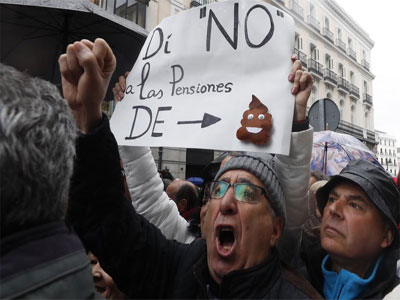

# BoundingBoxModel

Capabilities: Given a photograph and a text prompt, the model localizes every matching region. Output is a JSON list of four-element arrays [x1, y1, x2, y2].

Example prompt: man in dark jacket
[[60, 38, 320, 299], [0, 63, 97, 299], [301, 160, 400, 299]]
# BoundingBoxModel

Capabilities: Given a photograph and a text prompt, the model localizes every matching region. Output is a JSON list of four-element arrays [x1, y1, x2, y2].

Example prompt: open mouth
[[216, 226, 236, 257], [246, 127, 262, 134]]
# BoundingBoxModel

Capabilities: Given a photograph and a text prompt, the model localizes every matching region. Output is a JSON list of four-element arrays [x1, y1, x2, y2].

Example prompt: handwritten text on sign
[[110, 0, 295, 155]]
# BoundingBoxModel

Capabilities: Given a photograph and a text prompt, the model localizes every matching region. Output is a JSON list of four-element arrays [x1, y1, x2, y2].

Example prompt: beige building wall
[[146, 0, 188, 31], [269, 0, 375, 140]]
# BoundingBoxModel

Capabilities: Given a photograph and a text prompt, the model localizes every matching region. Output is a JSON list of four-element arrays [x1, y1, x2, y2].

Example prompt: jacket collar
[[305, 244, 400, 299], [322, 255, 383, 299], [193, 248, 281, 299]]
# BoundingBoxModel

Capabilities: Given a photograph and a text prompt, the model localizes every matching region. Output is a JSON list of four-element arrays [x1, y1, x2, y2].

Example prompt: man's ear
[[380, 225, 394, 249], [178, 198, 188, 214], [269, 217, 283, 247]]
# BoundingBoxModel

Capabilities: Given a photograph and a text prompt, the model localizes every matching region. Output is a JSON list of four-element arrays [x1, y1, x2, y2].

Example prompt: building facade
[[94, 0, 378, 179], [376, 131, 398, 177], [397, 147, 400, 174], [90, 0, 149, 28], [271, 0, 376, 148]]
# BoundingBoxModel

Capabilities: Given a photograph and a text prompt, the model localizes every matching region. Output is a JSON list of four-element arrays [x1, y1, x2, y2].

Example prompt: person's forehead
[[219, 169, 264, 187], [331, 181, 371, 203]]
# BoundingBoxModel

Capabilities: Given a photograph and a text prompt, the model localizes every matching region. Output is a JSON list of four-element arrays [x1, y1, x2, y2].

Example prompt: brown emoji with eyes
[[236, 95, 272, 145]]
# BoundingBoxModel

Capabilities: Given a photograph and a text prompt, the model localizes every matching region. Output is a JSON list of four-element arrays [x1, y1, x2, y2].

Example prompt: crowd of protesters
[[1, 36, 400, 300]]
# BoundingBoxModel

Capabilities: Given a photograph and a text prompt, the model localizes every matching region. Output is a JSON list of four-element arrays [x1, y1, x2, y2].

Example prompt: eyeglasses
[[205, 181, 268, 204]]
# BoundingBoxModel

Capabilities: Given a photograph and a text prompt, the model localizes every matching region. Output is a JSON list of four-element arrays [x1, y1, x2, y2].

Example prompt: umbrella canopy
[[0, 0, 148, 100], [311, 130, 380, 176]]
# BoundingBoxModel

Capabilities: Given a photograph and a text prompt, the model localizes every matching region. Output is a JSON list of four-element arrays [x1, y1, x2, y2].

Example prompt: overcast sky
[[333, 0, 400, 144]]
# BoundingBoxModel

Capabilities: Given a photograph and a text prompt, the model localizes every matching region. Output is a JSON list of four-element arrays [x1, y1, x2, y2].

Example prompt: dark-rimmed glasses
[[205, 181, 268, 204]]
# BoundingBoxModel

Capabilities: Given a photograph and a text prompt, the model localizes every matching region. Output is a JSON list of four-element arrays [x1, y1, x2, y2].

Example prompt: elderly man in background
[[60, 37, 320, 299], [302, 160, 400, 299]]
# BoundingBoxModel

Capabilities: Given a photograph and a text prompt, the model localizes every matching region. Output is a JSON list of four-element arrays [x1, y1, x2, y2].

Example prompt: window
[[295, 34, 303, 50], [325, 17, 330, 29], [337, 28, 342, 40], [310, 44, 319, 60], [310, 86, 317, 105], [339, 99, 344, 118], [350, 71, 355, 84], [108, 0, 147, 27], [348, 37, 353, 49], [351, 105, 355, 124], [325, 54, 333, 69], [363, 81, 368, 94], [310, 3, 316, 17], [338, 63, 345, 77], [364, 111, 368, 129]]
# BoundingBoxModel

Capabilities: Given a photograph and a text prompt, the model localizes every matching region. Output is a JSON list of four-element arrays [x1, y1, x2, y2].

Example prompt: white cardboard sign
[[110, 0, 295, 155]]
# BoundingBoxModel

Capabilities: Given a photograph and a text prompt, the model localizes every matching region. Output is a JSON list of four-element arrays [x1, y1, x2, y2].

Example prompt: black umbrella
[[0, 0, 148, 100]]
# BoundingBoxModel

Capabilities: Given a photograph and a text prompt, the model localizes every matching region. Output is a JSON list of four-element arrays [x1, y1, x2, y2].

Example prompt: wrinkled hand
[[288, 55, 314, 122], [113, 72, 129, 101], [59, 38, 116, 133]]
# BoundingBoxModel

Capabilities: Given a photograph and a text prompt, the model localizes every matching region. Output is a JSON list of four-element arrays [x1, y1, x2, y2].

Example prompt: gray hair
[[0, 63, 77, 236]]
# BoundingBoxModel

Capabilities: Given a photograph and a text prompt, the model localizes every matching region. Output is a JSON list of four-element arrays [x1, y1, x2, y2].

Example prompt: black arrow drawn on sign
[[177, 113, 221, 128]]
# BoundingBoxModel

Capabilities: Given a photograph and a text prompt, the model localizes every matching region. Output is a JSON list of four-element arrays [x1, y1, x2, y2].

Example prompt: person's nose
[[327, 198, 344, 219], [92, 263, 102, 280], [219, 185, 238, 215]]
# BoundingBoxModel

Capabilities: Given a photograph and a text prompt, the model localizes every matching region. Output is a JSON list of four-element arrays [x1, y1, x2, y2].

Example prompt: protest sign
[[110, 0, 295, 155]]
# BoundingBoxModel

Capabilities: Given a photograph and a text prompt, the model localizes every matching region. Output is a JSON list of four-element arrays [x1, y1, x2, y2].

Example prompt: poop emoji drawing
[[236, 95, 272, 145]]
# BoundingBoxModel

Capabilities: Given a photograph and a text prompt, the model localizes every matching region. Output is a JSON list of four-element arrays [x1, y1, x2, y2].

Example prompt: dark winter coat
[[67, 116, 321, 299], [0, 221, 96, 299]]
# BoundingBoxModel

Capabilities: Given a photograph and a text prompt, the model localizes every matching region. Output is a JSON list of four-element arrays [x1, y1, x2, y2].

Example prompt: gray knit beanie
[[214, 152, 287, 227]]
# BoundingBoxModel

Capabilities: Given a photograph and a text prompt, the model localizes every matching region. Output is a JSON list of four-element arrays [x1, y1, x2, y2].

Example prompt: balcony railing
[[190, 0, 217, 7], [323, 68, 337, 85], [294, 48, 307, 67], [336, 38, 346, 52], [307, 15, 320, 32], [337, 120, 377, 145], [275, 0, 285, 5], [350, 84, 360, 99], [337, 77, 350, 93], [363, 93, 373, 106], [308, 59, 323, 78], [348, 47, 357, 61], [361, 59, 370, 70], [323, 27, 334, 43], [290, 0, 304, 19]]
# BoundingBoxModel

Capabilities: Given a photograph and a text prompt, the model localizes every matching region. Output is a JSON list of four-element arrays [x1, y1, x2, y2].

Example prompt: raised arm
[[274, 56, 313, 263], [119, 145, 196, 243], [112, 70, 196, 243], [59, 39, 197, 298]]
